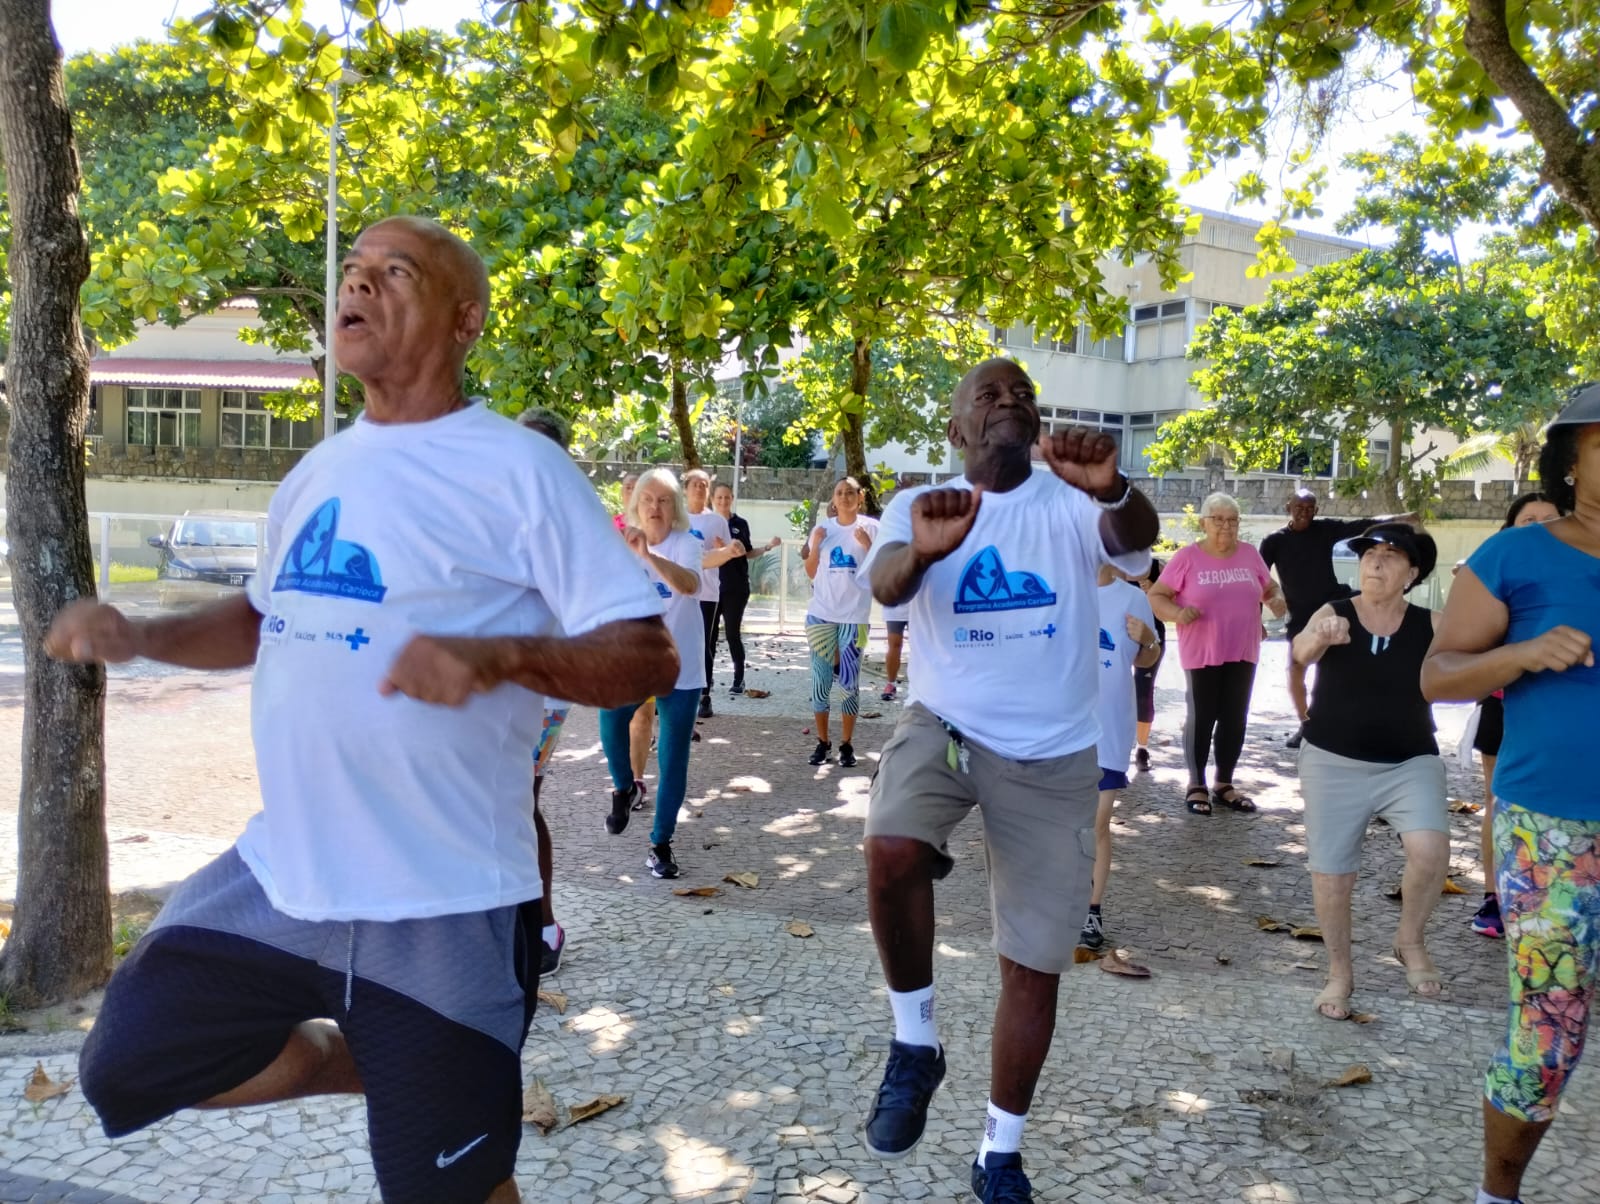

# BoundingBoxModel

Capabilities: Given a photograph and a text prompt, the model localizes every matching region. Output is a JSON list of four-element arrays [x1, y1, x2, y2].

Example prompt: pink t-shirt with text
[[1164, 541, 1273, 670]]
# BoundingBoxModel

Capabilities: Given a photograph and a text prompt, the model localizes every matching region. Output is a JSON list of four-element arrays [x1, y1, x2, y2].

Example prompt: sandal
[[1314, 983, 1352, 1021], [1185, 787, 1213, 815], [1393, 944, 1443, 997], [1211, 785, 1258, 812]]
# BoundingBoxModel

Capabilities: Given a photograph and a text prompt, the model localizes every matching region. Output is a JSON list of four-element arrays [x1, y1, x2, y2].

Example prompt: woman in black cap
[[1423, 386, 1600, 1204], [1292, 521, 1447, 1021]]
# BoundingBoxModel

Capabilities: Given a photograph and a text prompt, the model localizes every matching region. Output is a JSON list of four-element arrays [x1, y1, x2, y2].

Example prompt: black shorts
[[1474, 694, 1505, 757], [80, 910, 540, 1204], [885, 619, 908, 636]]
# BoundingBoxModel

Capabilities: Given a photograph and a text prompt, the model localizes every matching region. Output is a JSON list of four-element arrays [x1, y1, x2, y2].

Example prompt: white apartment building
[[876, 209, 1380, 479]]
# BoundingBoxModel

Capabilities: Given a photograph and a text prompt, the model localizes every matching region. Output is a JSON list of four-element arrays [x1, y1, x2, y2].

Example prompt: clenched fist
[[1311, 614, 1351, 648], [910, 487, 982, 565], [1038, 428, 1121, 498], [1124, 613, 1153, 646], [379, 635, 505, 706], [45, 600, 140, 664], [1518, 624, 1595, 674]]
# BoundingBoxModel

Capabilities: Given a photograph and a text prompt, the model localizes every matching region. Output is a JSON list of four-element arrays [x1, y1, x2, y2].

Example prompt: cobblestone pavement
[[3, 633, 1596, 1202]]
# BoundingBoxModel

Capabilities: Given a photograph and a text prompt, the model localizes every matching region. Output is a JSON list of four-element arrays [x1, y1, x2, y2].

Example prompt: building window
[[1032, 326, 1079, 355], [1276, 443, 1335, 478], [221, 390, 315, 451], [1080, 328, 1124, 360], [1131, 299, 1188, 361], [992, 321, 1032, 349], [1125, 410, 1187, 471], [126, 387, 201, 448]]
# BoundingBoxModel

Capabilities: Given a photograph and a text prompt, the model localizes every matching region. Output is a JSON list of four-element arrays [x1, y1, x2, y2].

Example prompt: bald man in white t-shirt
[[858, 358, 1158, 1203], [49, 217, 677, 1204]]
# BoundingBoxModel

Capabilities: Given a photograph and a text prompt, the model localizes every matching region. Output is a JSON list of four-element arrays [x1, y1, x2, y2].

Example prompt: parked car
[[149, 512, 265, 607]]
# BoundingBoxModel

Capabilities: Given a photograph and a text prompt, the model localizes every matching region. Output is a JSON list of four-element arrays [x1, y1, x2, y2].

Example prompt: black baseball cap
[[1551, 382, 1600, 427]]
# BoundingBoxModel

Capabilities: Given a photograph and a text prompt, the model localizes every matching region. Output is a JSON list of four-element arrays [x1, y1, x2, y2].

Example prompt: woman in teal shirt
[[1423, 387, 1600, 1204]]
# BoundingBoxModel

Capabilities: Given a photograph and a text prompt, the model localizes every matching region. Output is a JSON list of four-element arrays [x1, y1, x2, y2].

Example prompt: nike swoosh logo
[[436, 1133, 488, 1169]]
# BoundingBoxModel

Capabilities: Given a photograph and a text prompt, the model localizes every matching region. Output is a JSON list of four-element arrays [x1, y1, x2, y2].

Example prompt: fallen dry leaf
[[566, 1094, 626, 1125], [672, 885, 722, 898], [1256, 916, 1291, 933], [521, 1079, 559, 1133], [860, 710, 883, 719], [1073, 946, 1106, 964], [723, 872, 760, 889], [536, 989, 568, 1014], [1099, 951, 1152, 978], [1291, 926, 1324, 941], [1328, 1064, 1372, 1088], [1448, 798, 1482, 814], [742, 688, 770, 699], [1243, 858, 1283, 868], [0, 919, 9, 940], [1350, 1012, 1378, 1025], [113, 833, 150, 844], [785, 921, 815, 938], [1441, 877, 1467, 895], [1385, 883, 1404, 900], [1215, 954, 1231, 966], [22, 1063, 71, 1103]]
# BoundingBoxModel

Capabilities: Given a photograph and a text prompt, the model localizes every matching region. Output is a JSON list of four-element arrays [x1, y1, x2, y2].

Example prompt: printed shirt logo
[[829, 545, 859, 570], [655, 581, 672, 598], [274, 498, 387, 603], [955, 546, 1057, 614], [1099, 627, 1117, 652], [688, 528, 705, 541]]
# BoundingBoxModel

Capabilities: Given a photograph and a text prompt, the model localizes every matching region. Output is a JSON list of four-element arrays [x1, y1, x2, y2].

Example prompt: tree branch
[[1463, 0, 1600, 230]]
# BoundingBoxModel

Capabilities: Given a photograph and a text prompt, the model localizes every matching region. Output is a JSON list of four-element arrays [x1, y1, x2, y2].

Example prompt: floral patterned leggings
[[1486, 803, 1600, 1123]]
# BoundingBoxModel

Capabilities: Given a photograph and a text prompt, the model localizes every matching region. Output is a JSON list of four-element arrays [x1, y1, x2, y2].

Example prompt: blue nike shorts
[[79, 851, 541, 1204]]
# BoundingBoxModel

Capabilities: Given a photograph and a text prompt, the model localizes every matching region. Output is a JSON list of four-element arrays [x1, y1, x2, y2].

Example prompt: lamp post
[[322, 66, 363, 442]]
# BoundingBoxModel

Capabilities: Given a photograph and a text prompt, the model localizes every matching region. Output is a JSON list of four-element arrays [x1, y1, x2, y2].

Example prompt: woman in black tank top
[[1290, 523, 1449, 1022]]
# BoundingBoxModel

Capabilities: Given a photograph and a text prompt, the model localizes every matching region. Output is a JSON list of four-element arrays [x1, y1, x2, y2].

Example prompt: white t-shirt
[[642, 528, 708, 691], [242, 402, 663, 922], [687, 509, 731, 602], [1095, 578, 1156, 774], [862, 468, 1150, 760], [882, 600, 911, 623], [808, 515, 879, 623]]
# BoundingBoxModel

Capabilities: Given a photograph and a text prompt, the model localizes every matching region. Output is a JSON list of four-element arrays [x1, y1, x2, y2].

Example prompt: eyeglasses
[[1205, 516, 1241, 527]]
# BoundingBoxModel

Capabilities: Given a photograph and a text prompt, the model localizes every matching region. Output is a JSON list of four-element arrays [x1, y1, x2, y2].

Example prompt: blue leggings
[[599, 687, 700, 847]]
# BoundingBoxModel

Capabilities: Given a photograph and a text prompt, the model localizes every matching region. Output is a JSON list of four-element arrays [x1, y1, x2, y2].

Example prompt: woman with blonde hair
[[1149, 492, 1286, 814], [598, 467, 705, 879]]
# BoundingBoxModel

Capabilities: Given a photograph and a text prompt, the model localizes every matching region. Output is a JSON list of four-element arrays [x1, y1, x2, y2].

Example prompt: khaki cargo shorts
[[866, 704, 1099, 975]]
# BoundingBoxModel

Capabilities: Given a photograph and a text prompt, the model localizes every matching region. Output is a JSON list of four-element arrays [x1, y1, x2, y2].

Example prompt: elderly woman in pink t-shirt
[[1149, 492, 1287, 815]]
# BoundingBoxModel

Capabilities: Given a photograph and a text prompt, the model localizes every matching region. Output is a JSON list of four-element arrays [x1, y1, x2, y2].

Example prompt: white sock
[[1476, 1191, 1519, 1204], [888, 985, 938, 1049], [977, 1100, 1026, 1164], [542, 923, 561, 946]]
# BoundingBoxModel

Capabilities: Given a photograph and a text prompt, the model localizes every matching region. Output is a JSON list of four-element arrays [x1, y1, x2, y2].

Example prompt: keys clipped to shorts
[[941, 719, 971, 775]]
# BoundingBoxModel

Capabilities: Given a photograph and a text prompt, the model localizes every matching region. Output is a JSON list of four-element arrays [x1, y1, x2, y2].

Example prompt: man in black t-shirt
[[1260, 489, 1419, 746]]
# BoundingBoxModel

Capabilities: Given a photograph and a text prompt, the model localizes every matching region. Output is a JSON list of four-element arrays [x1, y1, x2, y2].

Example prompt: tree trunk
[[669, 360, 699, 470], [842, 335, 876, 513], [1383, 418, 1408, 511], [0, 0, 113, 1005]]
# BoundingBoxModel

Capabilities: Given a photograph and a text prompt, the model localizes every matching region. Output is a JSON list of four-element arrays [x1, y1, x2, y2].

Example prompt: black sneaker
[[1471, 893, 1505, 938], [647, 843, 679, 879], [606, 782, 641, 835], [1135, 746, 1150, 772], [1079, 910, 1105, 951], [863, 1040, 945, 1159], [540, 924, 565, 976], [839, 741, 857, 767], [730, 678, 745, 695], [808, 740, 832, 765], [971, 1151, 1033, 1202], [1286, 725, 1304, 749], [698, 694, 714, 719]]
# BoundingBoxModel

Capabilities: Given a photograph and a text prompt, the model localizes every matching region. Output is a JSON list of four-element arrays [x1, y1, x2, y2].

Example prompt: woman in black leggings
[[711, 483, 780, 694], [1129, 557, 1166, 770]]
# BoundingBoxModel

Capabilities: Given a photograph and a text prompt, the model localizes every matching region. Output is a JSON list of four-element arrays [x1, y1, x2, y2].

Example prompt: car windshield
[[173, 521, 258, 548]]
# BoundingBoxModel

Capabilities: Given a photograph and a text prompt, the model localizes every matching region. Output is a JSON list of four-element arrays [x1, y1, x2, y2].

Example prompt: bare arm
[[1421, 567, 1594, 701], [381, 616, 680, 709], [1291, 603, 1342, 666], [650, 552, 702, 595], [746, 536, 782, 560], [1261, 579, 1288, 619], [1126, 613, 1161, 668], [803, 529, 823, 581], [46, 593, 262, 670], [870, 541, 931, 607], [700, 540, 743, 569], [1147, 580, 1189, 624]]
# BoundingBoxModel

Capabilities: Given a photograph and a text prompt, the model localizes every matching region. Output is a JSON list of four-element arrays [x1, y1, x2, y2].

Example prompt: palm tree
[[1441, 422, 1545, 485]]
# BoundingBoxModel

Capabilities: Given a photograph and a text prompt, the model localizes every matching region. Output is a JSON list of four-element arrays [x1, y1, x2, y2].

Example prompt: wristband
[[1093, 476, 1133, 510]]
